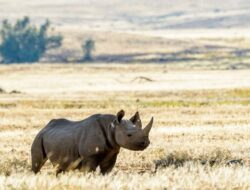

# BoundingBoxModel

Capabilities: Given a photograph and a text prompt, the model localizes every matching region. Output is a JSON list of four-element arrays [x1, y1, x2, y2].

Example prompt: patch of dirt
[[9, 90, 22, 94], [131, 76, 155, 83], [0, 87, 6, 94]]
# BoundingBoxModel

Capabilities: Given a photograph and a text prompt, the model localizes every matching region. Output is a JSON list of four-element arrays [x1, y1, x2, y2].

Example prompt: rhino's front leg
[[100, 154, 118, 175]]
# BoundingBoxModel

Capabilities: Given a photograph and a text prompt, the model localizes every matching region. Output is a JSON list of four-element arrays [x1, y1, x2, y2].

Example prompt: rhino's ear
[[117, 109, 125, 123], [130, 111, 142, 128]]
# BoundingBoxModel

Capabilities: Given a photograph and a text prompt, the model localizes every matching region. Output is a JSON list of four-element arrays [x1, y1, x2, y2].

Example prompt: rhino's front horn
[[143, 117, 154, 135]]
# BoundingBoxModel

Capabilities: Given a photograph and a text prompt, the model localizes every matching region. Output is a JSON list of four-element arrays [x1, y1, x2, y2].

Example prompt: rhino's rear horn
[[143, 117, 154, 135], [130, 111, 142, 128], [117, 110, 125, 123]]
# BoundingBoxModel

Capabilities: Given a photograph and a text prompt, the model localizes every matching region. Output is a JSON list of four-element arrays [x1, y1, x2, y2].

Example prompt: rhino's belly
[[43, 129, 80, 167], [46, 146, 81, 170]]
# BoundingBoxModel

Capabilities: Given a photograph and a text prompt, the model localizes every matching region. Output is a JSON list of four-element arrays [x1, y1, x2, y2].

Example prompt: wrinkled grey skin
[[31, 110, 153, 175]]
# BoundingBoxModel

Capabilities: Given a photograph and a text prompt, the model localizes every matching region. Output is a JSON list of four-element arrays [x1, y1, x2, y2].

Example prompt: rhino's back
[[41, 114, 101, 144], [40, 114, 116, 160], [43, 114, 103, 133]]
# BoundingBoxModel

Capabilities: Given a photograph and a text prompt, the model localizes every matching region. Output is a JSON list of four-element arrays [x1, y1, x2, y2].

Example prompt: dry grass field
[[0, 64, 250, 189], [1, 1, 250, 189]]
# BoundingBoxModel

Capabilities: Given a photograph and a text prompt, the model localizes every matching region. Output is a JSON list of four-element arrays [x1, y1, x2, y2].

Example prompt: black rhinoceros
[[31, 110, 153, 175]]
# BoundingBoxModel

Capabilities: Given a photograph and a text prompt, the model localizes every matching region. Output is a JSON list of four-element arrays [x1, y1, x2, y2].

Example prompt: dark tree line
[[0, 17, 95, 63]]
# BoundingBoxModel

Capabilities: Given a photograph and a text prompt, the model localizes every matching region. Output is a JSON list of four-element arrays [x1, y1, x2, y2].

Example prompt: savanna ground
[[1, 1, 250, 189], [0, 62, 250, 189]]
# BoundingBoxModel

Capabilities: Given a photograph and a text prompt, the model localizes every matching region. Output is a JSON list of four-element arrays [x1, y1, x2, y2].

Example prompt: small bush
[[0, 16, 63, 63], [81, 38, 95, 61]]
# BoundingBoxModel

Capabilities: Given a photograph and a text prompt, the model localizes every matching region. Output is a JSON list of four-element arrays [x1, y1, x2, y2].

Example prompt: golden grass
[[0, 65, 250, 189]]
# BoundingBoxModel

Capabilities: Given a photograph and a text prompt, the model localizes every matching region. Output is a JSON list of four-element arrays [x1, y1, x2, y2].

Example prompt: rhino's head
[[111, 110, 154, 151]]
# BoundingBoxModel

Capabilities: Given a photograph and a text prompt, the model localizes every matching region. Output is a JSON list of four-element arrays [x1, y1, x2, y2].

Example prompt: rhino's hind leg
[[32, 156, 47, 174], [31, 136, 47, 174]]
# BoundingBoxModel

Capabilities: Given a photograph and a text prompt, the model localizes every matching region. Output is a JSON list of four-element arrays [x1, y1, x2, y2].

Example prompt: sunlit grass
[[1, 65, 250, 189]]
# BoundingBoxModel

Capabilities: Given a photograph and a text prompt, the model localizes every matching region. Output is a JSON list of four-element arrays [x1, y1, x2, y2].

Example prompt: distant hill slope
[[0, 0, 250, 30]]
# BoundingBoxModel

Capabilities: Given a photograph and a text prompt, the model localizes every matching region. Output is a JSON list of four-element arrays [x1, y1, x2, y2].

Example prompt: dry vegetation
[[1, 1, 250, 189], [0, 64, 250, 189]]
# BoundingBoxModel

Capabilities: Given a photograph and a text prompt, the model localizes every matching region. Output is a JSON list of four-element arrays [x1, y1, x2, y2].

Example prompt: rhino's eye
[[127, 134, 132, 137]]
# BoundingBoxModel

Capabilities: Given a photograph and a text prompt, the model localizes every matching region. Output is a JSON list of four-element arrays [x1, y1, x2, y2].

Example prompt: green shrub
[[0, 16, 63, 63], [81, 38, 95, 61]]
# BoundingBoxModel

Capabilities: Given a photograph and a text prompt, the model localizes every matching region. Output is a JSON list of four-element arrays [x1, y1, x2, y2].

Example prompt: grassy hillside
[[14, 29, 250, 69], [1, 1, 250, 67]]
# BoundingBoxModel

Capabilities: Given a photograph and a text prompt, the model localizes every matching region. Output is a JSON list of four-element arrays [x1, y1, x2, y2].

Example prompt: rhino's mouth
[[131, 141, 150, 151]]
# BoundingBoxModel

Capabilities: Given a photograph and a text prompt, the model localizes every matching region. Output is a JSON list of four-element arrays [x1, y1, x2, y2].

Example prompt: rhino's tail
[[31, 132, 47, 174]]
